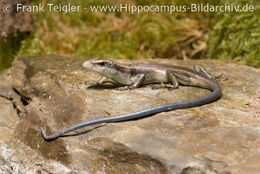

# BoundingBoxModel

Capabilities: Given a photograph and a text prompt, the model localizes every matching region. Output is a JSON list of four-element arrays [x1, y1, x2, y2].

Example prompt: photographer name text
[[17, 3, 81, 13], [12, 3, 255, 14]]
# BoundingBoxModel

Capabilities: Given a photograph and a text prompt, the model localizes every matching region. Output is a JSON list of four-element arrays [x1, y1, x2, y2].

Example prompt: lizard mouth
[[82, 61, 92, 69]]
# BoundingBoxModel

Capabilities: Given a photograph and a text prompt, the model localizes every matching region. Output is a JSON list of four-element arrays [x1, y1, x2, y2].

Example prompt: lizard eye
[[98, 62, 106, 66]]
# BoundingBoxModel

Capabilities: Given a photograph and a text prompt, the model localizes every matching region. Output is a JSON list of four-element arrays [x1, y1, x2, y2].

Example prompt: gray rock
[[0, 55, 259, 174]]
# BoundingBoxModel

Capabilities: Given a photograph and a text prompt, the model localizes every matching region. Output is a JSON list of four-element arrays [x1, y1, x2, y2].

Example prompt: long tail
[[41, 79, 221, 141]]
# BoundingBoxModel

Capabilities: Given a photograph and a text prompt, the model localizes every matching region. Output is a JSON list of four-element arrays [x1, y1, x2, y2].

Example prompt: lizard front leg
[[85, 76, 110, 86], [116, 74, 145, 90]]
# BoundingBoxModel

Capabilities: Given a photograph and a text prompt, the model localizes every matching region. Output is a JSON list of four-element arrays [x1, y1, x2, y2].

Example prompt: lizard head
[[82, 58, 118, 77]]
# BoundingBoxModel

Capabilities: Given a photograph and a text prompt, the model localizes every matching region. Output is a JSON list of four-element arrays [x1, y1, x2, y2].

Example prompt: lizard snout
[[82, 61, 92, 69]]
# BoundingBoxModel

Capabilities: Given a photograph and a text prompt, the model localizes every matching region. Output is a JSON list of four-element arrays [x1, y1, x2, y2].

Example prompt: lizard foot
[[151, 83, 178, 90]]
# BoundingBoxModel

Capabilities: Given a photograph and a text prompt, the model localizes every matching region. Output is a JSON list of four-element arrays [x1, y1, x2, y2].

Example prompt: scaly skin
[[41, 58, 222, 141]]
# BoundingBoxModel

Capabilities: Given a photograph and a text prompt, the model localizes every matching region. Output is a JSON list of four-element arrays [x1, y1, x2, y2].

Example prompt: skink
[[41, 58, 222, 141]]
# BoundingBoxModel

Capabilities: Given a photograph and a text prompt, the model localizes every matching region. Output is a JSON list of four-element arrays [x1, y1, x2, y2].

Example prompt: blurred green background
[[0, 0, 259, 70]]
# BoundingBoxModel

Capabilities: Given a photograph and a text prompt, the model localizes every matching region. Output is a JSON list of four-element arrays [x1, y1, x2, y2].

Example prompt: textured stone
[[0, 55, 259, 173]]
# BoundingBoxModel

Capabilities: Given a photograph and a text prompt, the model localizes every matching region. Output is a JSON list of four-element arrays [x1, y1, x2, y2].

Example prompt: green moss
[[0, 32, 30, 69], [17, 36, 51, 56], [16, 0, 206, 61], [1, 0, 259, 70], [206, 4, 260, 67]]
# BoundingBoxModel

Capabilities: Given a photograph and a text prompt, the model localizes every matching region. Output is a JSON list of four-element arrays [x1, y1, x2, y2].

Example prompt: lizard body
[[41, 58, 222, 141]]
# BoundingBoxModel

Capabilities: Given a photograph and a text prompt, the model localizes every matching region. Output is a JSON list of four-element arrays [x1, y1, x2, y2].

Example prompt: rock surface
[[0, 55, 259, 174]]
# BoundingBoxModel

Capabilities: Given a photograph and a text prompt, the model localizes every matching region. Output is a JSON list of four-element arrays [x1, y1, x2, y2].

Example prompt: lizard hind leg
[[193, 65, 212, 79], [166, 71, 179, 89], [213, 73, 223, 80], [150, 82, 177, 90], [194, 65, 222, 80], [150, 71, 179, 90]]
